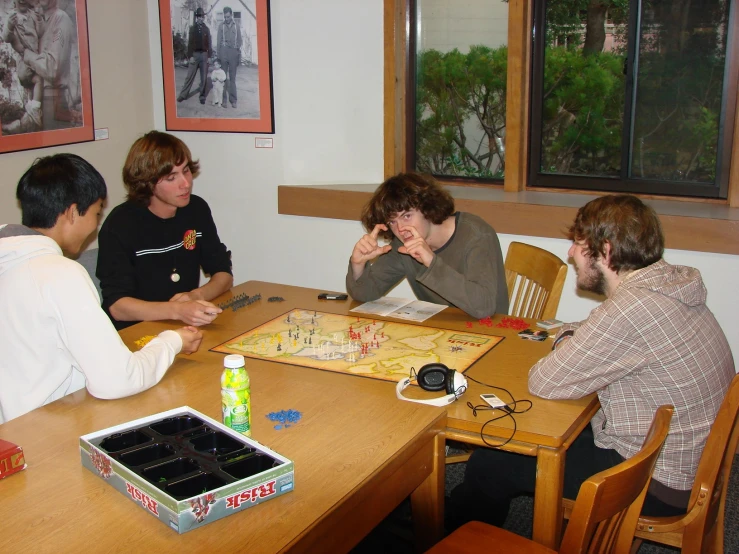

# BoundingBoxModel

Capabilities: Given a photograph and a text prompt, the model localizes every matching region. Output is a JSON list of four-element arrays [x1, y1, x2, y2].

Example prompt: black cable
[[464, 374, 533, 447]]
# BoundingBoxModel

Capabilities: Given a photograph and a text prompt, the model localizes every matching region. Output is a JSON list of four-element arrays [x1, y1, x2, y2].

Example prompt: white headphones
[[395, 363, 468, 407]]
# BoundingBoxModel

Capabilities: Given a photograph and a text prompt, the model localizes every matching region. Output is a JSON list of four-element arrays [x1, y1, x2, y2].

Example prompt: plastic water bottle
[[221, 354, 251, 437]]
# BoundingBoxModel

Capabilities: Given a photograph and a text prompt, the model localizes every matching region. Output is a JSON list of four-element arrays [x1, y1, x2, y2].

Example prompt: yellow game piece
[[134, 335, 157, 348]]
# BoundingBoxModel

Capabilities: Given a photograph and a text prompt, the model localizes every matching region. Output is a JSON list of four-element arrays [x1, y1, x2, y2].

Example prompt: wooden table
[[0, 283, 447, 553], [179, 280, 597, 549]]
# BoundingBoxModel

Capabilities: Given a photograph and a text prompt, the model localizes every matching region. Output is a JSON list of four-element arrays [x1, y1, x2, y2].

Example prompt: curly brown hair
[[122, 131, 200, 205], [361, 172, 455, 241], [567, 194, 664, 272]]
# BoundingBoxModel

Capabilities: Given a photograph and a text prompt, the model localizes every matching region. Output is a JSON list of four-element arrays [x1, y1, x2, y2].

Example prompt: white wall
[[146, 0, 384, 289], [2, 1, 734, 362]]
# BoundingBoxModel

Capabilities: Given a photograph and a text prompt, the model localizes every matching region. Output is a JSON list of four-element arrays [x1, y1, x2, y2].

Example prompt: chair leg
[[629, 538, 643, 554], [713, 496, 726, 554]]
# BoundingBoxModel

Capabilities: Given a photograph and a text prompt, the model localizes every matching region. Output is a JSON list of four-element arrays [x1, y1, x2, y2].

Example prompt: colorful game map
[[211, 309, 504, 383]]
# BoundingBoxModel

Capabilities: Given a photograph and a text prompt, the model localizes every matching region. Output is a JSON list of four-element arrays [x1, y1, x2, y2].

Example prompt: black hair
[[16, 153, 108, 229]]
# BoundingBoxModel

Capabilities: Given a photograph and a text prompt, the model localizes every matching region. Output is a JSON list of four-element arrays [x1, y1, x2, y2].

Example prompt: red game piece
[[0, 439, 26, 479], [495, 316, 530, 330]]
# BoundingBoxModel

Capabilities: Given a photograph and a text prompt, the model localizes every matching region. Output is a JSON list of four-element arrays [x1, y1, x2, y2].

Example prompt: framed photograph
[[158, 0, 274, 134], [0, 0, 94, 154]]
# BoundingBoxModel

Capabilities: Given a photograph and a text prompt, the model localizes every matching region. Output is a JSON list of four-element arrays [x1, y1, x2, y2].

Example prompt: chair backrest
[[679, 373, 739, 552], [560, 405, 674, 554], [504, 241, 567, 320]]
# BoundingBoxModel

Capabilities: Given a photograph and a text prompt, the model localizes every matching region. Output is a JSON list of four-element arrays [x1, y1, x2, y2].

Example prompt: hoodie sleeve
[[49, 261, 183, 399]]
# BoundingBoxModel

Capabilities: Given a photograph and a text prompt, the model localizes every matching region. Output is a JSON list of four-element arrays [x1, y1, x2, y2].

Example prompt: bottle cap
[[224, 354, 246, 369]]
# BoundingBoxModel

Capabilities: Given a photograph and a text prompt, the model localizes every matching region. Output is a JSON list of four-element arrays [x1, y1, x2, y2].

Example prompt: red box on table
[[0, 439, 27, 479]]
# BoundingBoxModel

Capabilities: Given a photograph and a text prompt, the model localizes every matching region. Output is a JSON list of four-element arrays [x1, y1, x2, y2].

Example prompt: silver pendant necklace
[[171, 247, 180, 282]]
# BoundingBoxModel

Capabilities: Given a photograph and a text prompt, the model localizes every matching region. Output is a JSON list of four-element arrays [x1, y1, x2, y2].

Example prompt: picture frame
[[0, 0, 95, 154], [158, 0, 274, 134]]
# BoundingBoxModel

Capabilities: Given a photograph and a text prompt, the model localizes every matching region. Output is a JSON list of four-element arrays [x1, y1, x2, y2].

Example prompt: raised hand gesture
[[398, 225, 435, 267], [350, 223, 392, 279]]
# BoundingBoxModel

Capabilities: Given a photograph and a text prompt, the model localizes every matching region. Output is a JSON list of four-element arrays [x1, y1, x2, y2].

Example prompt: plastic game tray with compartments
[[79, 407, 294, 533]]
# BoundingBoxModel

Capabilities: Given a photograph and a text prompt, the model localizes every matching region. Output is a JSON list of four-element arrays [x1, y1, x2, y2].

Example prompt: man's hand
[[350, 224, 392, 279], [552, 332, 573, 351], [172, 300, 222, 326], [175, 326, 203, 354], [189, 56, 197, 64], [398, 226, 435, 267]]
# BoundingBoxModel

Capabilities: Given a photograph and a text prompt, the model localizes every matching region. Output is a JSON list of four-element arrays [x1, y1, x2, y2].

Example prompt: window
[[410, 0, 508, 182], [407, 0, 737, 199]]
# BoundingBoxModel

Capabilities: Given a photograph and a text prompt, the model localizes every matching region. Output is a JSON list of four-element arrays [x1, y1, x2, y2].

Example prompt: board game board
[[211, 309, 504, 383]]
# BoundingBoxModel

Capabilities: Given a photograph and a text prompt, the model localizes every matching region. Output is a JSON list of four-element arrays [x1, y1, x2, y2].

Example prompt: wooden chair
[[428, 406, 674, 554], [629, 374, 739, 554], [505, 241, 567, 320]]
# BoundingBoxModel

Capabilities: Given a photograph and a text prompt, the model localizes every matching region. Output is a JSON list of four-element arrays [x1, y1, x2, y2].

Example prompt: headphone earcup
[[418, 363, 450, 392], [445, 370, 458, 394], [451, 371, 467, 394]]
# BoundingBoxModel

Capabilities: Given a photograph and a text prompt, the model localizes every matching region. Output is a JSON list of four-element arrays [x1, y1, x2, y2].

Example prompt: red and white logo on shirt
[[183, 229, 197, 250]]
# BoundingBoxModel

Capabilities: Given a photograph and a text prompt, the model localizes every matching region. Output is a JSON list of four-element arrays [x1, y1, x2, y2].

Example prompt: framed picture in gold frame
[[0, 0, 95, 154], [158, 0, 274, 133]]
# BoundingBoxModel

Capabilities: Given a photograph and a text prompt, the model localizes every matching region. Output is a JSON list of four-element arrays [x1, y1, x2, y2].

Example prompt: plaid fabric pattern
[[529, 259, 735, 490]]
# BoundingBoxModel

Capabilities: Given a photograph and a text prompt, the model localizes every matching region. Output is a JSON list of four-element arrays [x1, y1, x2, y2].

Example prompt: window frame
[[385, 0, 739, 208], [527, 0, 737, 199]]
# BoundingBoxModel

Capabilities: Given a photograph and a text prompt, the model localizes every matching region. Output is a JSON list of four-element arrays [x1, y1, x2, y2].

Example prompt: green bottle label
[[221, 374, 251, 437]]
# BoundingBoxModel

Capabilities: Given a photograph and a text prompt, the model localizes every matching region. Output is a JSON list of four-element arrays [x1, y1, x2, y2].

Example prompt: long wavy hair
[[361, 172, 455, 241]]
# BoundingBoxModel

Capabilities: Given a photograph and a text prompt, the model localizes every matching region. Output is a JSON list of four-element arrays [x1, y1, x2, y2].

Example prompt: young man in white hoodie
[[447, 194, 735, 530], [0, 153, 203, 424]]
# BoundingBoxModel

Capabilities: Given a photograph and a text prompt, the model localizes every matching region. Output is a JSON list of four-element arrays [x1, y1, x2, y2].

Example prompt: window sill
[[278, 184, 739, 255]]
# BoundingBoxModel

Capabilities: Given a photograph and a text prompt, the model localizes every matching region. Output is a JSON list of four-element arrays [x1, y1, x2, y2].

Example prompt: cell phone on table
[[518, 328, 549, 341], [480, 393, 513, 413], [318, 293, 348, 300]]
